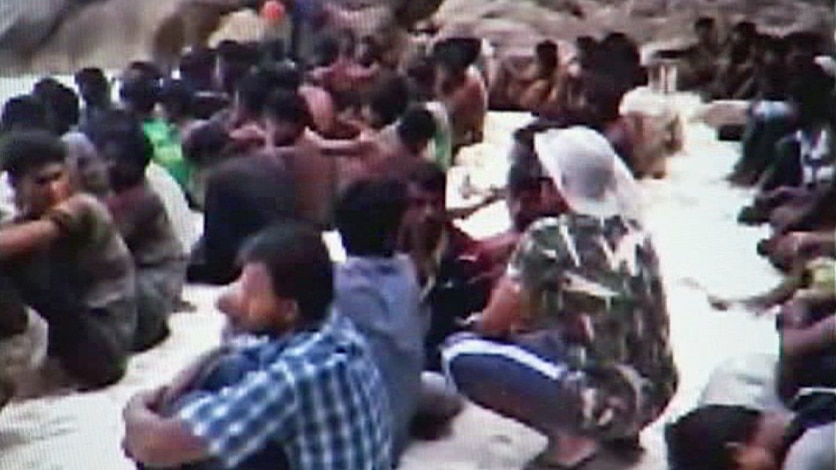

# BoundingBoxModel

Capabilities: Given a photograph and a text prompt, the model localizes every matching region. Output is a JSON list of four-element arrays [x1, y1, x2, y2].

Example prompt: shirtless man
[[258, 62, 337, 137], [433, 38, 488, 158], [332, 105, 438, 190], [517, 41, 563, 113], [309, 30, 381, 113], [263, 90, 340, 230]]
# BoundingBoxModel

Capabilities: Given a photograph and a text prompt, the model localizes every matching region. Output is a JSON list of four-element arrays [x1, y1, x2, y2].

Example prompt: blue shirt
[[335, 255, 427, 459], [177, 313, 393, 470]]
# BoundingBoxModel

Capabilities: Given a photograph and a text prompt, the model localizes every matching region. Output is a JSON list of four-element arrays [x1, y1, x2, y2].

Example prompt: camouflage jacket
[[508, 215, 678, 433]]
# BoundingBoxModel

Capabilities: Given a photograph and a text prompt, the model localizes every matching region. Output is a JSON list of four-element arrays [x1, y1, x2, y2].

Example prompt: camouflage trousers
[[442, 332, 649, 441]]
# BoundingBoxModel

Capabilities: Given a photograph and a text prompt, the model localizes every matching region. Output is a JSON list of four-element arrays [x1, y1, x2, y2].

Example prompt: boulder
[[433, 0, 834, 59], [0, 0, 446, 75]]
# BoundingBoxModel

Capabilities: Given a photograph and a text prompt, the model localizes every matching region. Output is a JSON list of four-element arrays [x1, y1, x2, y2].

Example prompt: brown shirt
[[50, 193, 137, 347]]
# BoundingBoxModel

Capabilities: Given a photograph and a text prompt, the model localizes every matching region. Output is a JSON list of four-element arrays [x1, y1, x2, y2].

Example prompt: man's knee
[[62, 349, 127, 390], [55, 321, 130, 389]]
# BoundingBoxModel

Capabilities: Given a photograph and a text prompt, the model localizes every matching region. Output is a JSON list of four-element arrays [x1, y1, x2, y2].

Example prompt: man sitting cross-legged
[[123, 222, 392, 470], [0, 131, 137, 390]]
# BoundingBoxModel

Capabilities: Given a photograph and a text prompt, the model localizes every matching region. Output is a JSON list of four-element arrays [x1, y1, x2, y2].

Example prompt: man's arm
[[124, 365, 306, 468], [123, 389, 209, 468], [781, 314, 836, 359], [0, 219, 60, 260], [319, 137, 377, 159], [0, 194, 96, 260], [474, 276, 524, 337]]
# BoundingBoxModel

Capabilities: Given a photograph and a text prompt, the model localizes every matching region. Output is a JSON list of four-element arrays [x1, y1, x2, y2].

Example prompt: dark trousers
[[0, 254, 127, 389]]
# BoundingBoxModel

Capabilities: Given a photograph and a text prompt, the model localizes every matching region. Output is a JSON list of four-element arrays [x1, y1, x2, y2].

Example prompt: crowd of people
[[661, 19, 836, 470], [0, 6, 832, 470]]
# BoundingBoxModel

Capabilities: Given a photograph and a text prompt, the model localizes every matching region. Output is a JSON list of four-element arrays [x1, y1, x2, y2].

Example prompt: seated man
[[442, 128, 678, 469], [710, 21, 759, 101], [75, 67, 114, 129], [120, 70, 193, 196], [775, 291, 836, 401], [666, 398, 835, 470], [739, 62, 836, 232], [0, 131, 136, 389], [399, 162, 493, 373], [433, 38, 488, 157], [673, 17, 722, 94], [123, 222, 393, 470], [86, 112, 188, 352], [334, 179, 425, 460], [481, 156, 553, 282]]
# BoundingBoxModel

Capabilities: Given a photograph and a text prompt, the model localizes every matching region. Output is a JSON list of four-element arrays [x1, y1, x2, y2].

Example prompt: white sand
[[0, 98, 783, 470]]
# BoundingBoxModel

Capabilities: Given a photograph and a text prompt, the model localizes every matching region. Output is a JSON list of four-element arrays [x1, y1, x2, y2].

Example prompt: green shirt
[[143, 119, 191, 193]]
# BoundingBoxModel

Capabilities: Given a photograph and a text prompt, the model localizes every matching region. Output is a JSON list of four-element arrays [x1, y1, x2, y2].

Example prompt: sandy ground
[[0, 96, 784, 469]]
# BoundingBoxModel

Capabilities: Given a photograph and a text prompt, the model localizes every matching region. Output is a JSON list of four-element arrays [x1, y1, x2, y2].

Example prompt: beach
[[0, 87, 783, 469]]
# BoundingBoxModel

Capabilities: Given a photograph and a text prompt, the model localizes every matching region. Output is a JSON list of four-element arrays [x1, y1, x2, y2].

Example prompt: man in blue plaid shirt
[[122, 223, 392, 470]]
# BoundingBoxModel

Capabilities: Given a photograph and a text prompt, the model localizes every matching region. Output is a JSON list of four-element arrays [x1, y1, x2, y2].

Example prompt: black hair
[[575, 35, 600, 70], [787, 62, 835, 122], [183, 121, 232, 165], [235, 72, 271, 117], [407, 160, 446, 195], [1, 95, 50, 134], [665, 405, 763, 470], [84, 110, 153, 190], [433, 37, 481, 73], [74, 67, 111, 106], [263, 90, 313, 129], [397, 106, 436, 150], [314, 35, 341, 67], [405, 57, 437, 102], [508, 156, 546, 196], [733, 21, 758, 41], [239, 222, 335, 327], [179, 48, 216, 91], [336, 179, 408, 257], [126, 61, 164, 82], [695, 17, 715, 30], [358, 35, 383, 67], [216, 40, 260, 95], [261, 38, 287, 64], [256, 62, 303, 92], [1, 130, 68, 182], [159, 79, 195, 121], [33, 78, 80, 135], [119, 75, 160, 116], [367, 74, 412, 128], [535, 40, 559, 70]]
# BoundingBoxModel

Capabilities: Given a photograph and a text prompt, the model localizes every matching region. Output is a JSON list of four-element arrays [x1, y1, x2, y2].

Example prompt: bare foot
[[740, 299, 770, 315], [707, 295, 732, 311]]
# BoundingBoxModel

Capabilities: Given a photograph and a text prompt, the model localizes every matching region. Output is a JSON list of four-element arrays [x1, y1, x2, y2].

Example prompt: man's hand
[[46, 195, 92, 237], [123, 387, 168, 459]]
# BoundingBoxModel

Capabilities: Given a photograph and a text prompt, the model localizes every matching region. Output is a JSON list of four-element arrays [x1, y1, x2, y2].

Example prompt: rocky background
[[0, 0, 832, 74]]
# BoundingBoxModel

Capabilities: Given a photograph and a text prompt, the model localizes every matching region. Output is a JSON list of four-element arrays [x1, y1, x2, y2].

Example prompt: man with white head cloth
[[442, 127, 677, 470]]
